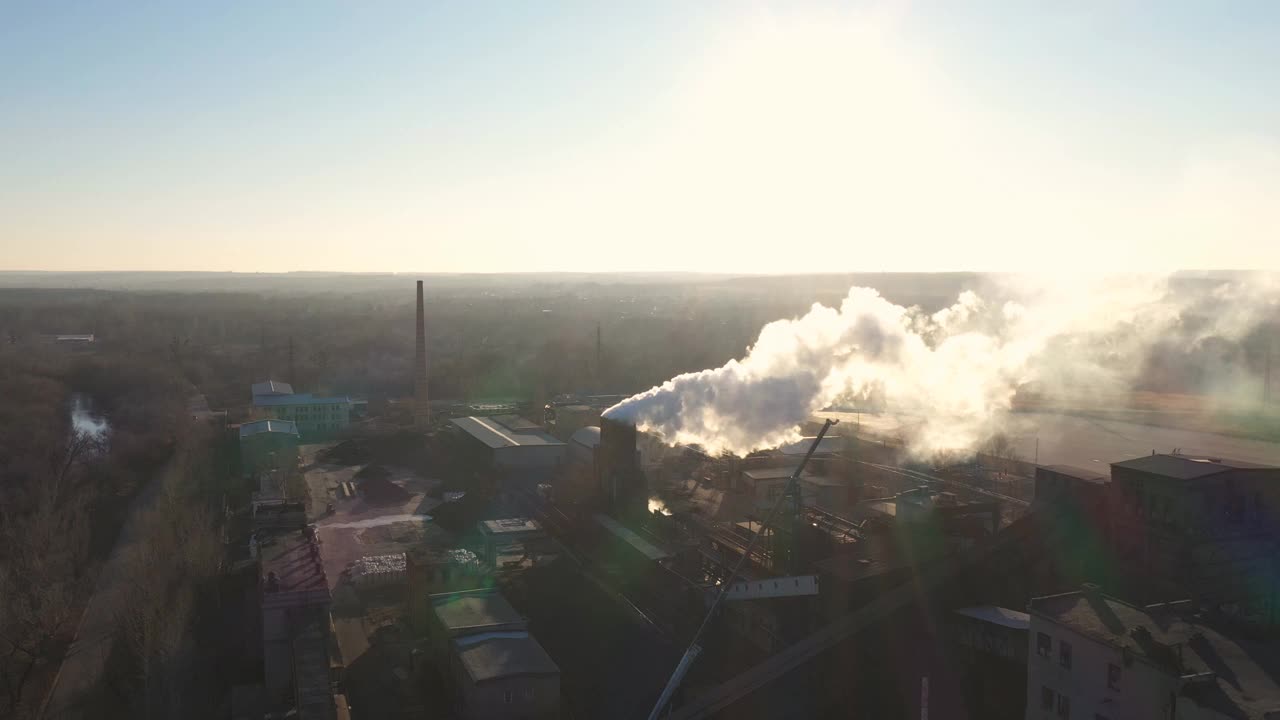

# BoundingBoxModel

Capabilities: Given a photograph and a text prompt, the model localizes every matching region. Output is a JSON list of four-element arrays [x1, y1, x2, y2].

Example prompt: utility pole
[[287, 336, 296, 388]]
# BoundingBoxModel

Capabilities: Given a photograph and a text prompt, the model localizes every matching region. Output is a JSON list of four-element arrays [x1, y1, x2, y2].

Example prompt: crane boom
[[646, 419, 838, 720]]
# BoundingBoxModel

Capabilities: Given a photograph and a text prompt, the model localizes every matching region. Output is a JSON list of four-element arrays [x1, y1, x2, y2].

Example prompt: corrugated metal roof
[[451, 416, 565, 449], [239, 419, 300, 438], [455, 634, 559, 683], [432, 592, 525, 633], [251, 380, 294, 396], [253, 392, 351, 407], [594, 514, 671, 561]]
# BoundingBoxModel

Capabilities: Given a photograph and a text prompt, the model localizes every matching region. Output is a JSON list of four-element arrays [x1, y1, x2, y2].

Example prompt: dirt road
[[38, 458, 172, 719]]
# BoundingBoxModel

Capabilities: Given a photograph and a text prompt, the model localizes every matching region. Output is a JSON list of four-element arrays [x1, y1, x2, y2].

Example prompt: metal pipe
[[646, 419, 838, 720]]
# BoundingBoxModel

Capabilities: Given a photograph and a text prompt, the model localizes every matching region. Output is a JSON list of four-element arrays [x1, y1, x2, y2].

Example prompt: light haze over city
[[3, 1, 1278, 273]]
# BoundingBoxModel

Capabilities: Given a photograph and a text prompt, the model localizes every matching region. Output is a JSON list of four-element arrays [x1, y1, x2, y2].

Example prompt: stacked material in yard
[[353, 552, 407, 587]]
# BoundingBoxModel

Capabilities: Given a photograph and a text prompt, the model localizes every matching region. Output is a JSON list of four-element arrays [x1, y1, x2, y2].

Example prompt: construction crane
[[646, 419, 838, 720]]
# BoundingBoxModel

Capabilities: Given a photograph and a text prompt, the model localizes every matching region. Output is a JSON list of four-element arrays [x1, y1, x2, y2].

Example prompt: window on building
[[1060, 640, 1072, 669], [1057, 693, 1070, 718], [1037, 632, 1052, 657], [1107, 663, 1120, 690], [523, 688, 534, 700], [1041, 686, 1054, 711], [504, 690, 513, 704]]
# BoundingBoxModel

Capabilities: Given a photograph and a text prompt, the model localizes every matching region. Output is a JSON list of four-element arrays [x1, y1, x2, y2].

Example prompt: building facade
[[1026, 585, 1280, 720], [252, 380, 352, 438], [1034, 454, 1280, 628]]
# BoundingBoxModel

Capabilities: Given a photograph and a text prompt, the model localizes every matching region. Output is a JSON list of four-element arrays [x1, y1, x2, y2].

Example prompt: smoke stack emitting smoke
[[604, 275, 1279, 458]]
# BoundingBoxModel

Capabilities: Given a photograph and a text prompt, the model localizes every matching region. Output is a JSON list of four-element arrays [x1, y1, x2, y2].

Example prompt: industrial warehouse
[[208, 280, 1280, 720]]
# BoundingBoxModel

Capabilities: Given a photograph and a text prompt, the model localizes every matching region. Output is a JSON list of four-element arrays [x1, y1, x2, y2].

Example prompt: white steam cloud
[[604, 275, 1279, 457]]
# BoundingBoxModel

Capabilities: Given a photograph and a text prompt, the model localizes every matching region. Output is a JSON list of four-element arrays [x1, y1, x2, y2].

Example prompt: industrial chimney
[[414, 280, 430, 429], [599, 417, 645, 520]]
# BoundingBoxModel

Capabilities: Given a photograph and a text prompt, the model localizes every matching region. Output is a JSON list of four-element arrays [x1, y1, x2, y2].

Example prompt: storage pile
[[352, 552, 407, 587]]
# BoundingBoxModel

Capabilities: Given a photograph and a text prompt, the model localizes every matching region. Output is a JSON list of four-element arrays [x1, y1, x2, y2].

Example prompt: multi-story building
[[1034, 454, 1280, 628], [251, 380, 352, 439], [1025, 584, 1280, 720], [1106, 454, 1280, 626]]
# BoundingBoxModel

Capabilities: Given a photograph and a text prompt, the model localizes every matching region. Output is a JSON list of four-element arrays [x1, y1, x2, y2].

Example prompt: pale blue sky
[[2, 2, 1278, 272]]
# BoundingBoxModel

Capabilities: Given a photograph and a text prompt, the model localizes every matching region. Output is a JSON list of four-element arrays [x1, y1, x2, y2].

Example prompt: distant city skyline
[[3, 2, 1278, 273]]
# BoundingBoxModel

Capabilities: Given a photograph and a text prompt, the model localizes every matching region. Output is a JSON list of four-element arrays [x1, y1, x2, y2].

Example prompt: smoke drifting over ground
[[604, 275, 1279, 457]]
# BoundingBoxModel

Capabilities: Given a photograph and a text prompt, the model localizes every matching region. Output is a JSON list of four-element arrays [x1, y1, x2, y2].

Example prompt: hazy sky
[[3, 2, 1278, 273]]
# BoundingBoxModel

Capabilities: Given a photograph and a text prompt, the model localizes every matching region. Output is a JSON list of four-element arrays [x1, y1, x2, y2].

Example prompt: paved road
[[39, 459, 172, 719]]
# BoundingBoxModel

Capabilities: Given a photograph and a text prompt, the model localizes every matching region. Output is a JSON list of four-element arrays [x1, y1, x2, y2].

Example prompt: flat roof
[[431, 592, 525, 633], [594, 514, 671, 561], [451, 415, 565, 449], [253, 392, 352, 407], [741, 467, 805, 482], [954, 606, 1030, 630], [800, 475, 846, 488], [455, 633, 559, 683], [1111, 453, 1276, 480], [481, 518, 542, 536], [1039, 464, 1108, 484], [239, 419, 300, 438]]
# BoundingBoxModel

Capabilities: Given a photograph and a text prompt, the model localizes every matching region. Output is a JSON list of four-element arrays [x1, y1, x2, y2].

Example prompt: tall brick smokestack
[[414, 280, 430, 429]]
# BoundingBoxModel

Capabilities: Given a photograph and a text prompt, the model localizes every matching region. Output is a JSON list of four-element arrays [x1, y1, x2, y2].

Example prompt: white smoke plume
[[604, 275, 1279, 457]]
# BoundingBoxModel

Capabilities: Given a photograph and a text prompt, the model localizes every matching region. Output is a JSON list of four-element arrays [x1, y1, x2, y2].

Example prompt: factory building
[[1035, 453, 1280, 627], [427, 590, 560, 720], [251, 380, 352, 438], [450, 415, 566, 471], [739, 467, 851, 513], [1026, 584, 1280, 720], [257, 525, 339, 719], [546, 404, 599, 441], [239, 419, 300, 478]]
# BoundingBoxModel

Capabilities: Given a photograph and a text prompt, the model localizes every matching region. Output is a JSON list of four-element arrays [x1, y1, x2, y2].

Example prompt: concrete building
[[239, 419, 300, 478], [427, 590, 561, 719], [1106, 454, 1280, 624], [451, 415, 566, 471], [1034, 465, 1108, 514], [1032, 453, 1280, 628], [951, 606, 1030, 719], [739, 467, 850, 513], [252, 380, 352, 438], [478, 518, 546, 568], [1026, 584, 1280, 720], [548, 404, 598, 441]]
